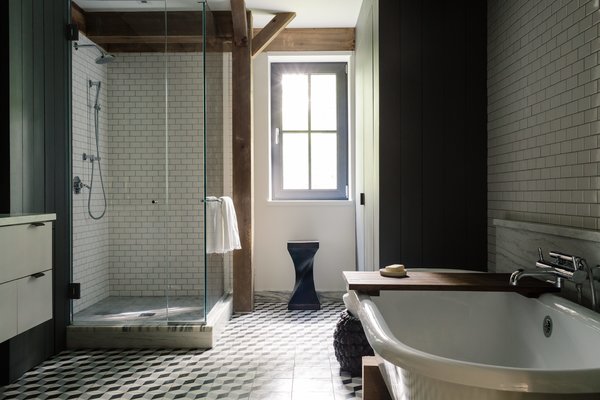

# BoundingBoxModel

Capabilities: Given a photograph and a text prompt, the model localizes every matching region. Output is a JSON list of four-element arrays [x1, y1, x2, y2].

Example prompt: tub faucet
[[509, 248, 598, 311]]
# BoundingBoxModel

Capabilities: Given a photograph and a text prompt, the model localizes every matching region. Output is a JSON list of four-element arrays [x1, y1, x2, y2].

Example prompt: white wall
[[253, 53, 357, 292], [487, 0, 600, 271], [72, 34, 110, 313]]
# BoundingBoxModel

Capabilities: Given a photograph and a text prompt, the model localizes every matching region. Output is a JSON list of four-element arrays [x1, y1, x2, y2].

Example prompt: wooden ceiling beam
[[88, 35, 203, 44], [230, 0, 248, 47], [71, 2, 87, 33], [252, 12, 296, 58], [254, 28, 356, 52], [71, 1, 354, 54]]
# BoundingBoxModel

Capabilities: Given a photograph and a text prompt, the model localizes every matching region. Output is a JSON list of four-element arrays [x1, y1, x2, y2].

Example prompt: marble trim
[[493, 219, 600, 243], [67, 324, 213, 349], [494, 219, 600, 311], [67, 296, 233, 349]]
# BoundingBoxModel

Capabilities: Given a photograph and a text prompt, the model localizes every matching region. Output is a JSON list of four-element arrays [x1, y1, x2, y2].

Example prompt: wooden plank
[[90, 35, 203, 44], [362, 356, 392, 400], [343, 271, 560, 297], [83, 11, 233, 53], [89, 36, 228, 53], [72, 8, 351, 54], [230, 0, 248, 46], [85, 11, 233, 38], [256, 28, 355, 52], [71, 2, 86, 33], [232, 11, 253, 313], [251, 12, 296, 57]]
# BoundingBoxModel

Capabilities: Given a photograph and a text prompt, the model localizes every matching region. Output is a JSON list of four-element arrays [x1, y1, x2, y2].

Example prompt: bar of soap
[[380, 264, 407, 278], [384, 264, 405, 273]]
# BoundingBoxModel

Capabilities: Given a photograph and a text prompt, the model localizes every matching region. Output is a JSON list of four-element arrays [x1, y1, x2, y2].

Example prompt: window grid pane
[[310, 74, 337, 131], [282, 74, 308, 131], [282, 132, 309, 190], [311, 132, 337, 189]]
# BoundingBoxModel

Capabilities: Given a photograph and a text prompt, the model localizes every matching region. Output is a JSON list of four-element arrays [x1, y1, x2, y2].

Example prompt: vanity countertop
[[0, 214, 57, 227], [344, 271, 560, 298]]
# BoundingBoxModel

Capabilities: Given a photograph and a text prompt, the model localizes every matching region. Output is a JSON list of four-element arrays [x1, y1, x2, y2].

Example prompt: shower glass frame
[[69, 0, 209, 326]]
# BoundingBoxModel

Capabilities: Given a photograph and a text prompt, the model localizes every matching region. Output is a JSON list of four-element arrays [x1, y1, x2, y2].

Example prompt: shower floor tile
[[73, 296, 205, 324], [1, 302, 362, 399]]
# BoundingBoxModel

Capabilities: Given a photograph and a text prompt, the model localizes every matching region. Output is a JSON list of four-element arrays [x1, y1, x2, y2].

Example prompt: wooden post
[[362, 356, 392, 400], [231, 3, 253, 313]]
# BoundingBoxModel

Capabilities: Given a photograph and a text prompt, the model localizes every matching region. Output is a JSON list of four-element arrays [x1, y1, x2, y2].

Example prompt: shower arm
[[74, 42, 104, 57]]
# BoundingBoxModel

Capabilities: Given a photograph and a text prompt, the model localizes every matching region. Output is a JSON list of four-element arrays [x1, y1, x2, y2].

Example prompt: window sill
[[265, 199, 355, 207]]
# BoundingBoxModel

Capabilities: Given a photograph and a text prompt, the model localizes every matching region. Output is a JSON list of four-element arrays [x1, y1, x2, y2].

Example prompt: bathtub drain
[[543, 315, 553, 337]]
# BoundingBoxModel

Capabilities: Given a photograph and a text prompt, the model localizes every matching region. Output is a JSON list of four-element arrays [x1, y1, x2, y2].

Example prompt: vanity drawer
[[17, 270, 53, 334], [0, 222, 52, 283], [0, 281, 18, 343]]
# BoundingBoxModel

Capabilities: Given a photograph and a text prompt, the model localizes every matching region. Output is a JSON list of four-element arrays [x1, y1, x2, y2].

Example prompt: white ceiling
[[74, 0, 363, 28]]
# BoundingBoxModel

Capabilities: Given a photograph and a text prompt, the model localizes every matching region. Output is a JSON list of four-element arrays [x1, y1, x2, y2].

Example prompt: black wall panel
[[0, 0, 9, 213], [378, 0, 487, 270], [2, 0, 71, 384]]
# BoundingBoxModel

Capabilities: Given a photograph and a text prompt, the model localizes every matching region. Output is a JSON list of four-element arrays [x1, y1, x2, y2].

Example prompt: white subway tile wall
[[72, 46, 231, 313], [72, 35, 110, 313], [487, 0, 600, 270]]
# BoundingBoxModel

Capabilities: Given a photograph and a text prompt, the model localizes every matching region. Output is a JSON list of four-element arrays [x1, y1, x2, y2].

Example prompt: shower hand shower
[[85, 79, 107, 220], [91, 80, 102, 111]]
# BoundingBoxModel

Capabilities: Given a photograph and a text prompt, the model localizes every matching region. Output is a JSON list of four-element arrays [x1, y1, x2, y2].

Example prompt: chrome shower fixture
[[73, 42, 116, 65]]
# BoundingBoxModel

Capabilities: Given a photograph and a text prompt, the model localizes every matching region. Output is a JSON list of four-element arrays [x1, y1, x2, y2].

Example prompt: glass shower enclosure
[[70, 0, 228, 326]]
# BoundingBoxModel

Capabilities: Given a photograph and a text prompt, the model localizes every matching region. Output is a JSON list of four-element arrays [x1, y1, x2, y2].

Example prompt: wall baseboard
[[255, 290, 345, 304]]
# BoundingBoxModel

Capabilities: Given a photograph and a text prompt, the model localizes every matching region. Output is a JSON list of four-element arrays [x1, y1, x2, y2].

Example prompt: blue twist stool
[[287, 241, 321, 310]]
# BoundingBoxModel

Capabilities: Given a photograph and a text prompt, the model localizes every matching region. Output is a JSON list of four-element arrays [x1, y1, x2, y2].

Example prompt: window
[[271, 62, 349, 200]]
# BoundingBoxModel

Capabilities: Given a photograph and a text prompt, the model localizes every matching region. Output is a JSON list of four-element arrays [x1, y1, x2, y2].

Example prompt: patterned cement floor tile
[[1, 303, 362, 399]]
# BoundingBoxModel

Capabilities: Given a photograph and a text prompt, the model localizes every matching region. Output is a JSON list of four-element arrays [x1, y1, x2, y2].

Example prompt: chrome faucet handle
[[572, 270, 587, 285]]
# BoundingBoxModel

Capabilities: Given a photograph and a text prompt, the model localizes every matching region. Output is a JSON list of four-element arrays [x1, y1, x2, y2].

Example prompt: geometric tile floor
[[0, 302, 362, 399]]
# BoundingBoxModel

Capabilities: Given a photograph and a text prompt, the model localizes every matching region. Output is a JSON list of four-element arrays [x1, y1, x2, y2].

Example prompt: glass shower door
[[164, 0, 207, 324], [70, 0, 212, 326]]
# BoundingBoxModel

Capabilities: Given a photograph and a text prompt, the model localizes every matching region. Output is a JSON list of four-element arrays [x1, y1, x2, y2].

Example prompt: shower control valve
[[73, 176, 90, 194], [82, 153, 101, 162]]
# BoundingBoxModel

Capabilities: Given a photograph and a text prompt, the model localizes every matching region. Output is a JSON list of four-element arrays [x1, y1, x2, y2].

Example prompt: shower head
[[74, 42, 116, 65], [95, 53, 115, 65]]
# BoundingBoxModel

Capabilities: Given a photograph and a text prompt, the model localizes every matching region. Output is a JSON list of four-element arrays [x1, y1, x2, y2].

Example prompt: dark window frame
[[270, 62, 349, 201]]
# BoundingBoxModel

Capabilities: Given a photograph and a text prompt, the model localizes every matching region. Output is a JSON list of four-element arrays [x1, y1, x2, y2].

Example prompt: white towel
[[206, 197, 224, 254], [220, 196, 242, 252]]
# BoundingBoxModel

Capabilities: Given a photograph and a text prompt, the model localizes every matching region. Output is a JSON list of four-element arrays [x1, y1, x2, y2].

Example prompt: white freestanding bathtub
[[344, 270, 600, 400]]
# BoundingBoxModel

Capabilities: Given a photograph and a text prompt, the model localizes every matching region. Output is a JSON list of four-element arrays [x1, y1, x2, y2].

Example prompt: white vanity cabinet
[[0, 214, 55, 343]]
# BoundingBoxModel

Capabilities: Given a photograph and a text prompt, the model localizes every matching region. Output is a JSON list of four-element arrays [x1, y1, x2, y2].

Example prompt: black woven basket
[[333, 309, 374, 376]]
